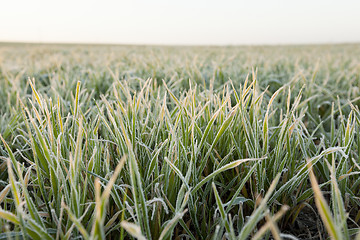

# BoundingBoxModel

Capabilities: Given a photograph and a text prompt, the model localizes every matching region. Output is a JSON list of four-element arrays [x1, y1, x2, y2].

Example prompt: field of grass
[[0, 43, 360, 239]]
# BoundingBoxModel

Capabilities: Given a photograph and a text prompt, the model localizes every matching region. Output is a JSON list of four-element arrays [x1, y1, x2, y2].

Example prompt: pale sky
[[0, 0, 359, 45]]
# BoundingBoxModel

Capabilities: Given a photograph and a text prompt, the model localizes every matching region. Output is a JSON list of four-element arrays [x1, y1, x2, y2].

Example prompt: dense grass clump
[[0, 43, 360, 239]]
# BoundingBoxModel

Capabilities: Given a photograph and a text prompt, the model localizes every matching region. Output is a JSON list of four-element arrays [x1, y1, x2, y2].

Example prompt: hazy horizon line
[[1, 40, 360, 48]]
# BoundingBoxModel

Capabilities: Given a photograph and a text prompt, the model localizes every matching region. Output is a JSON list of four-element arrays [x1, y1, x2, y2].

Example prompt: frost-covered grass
[[0, 43, 360, 239]]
